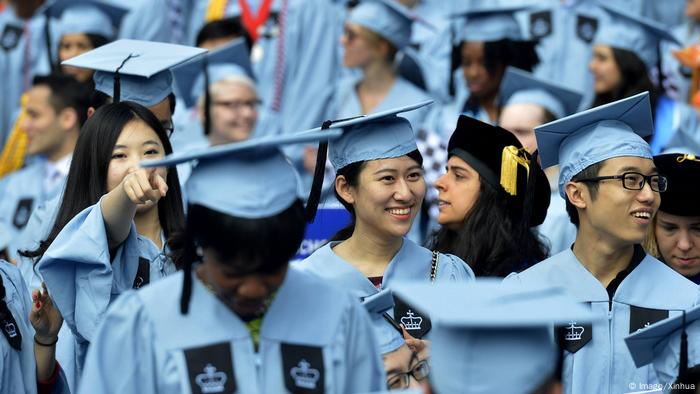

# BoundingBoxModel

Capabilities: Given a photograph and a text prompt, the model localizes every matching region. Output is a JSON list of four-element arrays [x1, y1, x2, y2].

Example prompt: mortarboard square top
[[326, 100, 432, 170], [62, 39, 207, 107], [625, 303, 700, 384], [654, 153, 700, 217], [45, 0, 128, 39], [172, 38, 255, 109], [453, 5, 528, 43], [500, 67, 583, 119], [392, 280, 599, 394], [348, 0, 416, 50], [361, 289, 405, 354], [141, 128, 342, 219], [595, 3, 681, 70], [534, 92, 653, 198]]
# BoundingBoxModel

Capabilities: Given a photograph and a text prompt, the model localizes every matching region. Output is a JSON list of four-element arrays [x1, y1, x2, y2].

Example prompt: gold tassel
[[500, 146, 530, 196], [677, 154, 699, 163], [205, 0, 229, 22], [0, 93, 29, 178]]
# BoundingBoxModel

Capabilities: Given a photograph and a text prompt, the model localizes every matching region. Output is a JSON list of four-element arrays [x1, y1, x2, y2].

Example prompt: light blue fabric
[[347, 0, 414, 50], [35, 197, 176, 378], [186, 0, 339, 137], [0, 160, 64, 260], [505, 249, 698, 394], [107, 0, 175, 43], [535, 184, 577, 256], [454, 5, 527, 42], [500, 67, 584, 119], [78, 268, 386, 393], [660, 22, 697, 103], [0, 6, 51, 148], [652, 96, 700, 154], [0, 260, 36, 394], [294, 239, 474, 354], [332, 75, 433, 154], [517, 1, 612, 109], [45, 0, 128, 39]]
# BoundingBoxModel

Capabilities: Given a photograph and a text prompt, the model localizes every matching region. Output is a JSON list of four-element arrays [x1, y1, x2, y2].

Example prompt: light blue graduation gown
[[0, 160, 64, 260], [506, 249, 698, 394], [78, 268, 385, 393], [536, 187, 577, 256], [516, 1, 612, 110], [0, 6, 50, 148], [652, 95, 700, 154], [660, 21, 699, 103], [104, 0, 174, 43], [294, 239, 474, 348], [0, 260, 36, 394], [35, 198, 177, 378], [186, 0, 338, 135]]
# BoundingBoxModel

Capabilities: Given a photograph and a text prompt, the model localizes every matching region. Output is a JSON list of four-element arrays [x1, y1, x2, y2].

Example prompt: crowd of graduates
[[1, 0, 700, 393]]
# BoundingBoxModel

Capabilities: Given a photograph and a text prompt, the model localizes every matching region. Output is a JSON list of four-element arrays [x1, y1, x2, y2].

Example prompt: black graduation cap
[[654, 153, 700, 217], [447, 115, 550, 227]]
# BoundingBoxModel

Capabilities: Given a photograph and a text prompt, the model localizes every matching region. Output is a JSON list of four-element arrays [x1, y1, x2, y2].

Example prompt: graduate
[[43, 0, 128, 83], [497, 67, 584, 255], [643, 153, 700, 284], [25, 101, 185, 383], [78, 127, 386, 393], [505, 92, 699, 394], [332, 0, 433, 132], [434, 5, 538, 134], [1, 259, 68, 394], [429, 114, 550, 277], [295, 102, 473, 352], [589, 4, 700, 155], [391, 280, 600, 394]]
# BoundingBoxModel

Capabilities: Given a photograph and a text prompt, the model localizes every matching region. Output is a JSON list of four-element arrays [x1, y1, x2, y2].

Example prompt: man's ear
[[565, 181, 588, 210], [335, 175, 355, 205]]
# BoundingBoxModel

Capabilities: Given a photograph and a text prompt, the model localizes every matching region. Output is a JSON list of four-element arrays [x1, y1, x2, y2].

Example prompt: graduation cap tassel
[[521, 149, 539, 228], [43, 18, 58, 73], [680, 310, 689, 378], [500, 146, 529, 196], [113, 54, 137, 104], [304, 120, 332, 223], [203, 56, 212, 136], [449, 28, 459, 98], [180, 257, 193, 315]]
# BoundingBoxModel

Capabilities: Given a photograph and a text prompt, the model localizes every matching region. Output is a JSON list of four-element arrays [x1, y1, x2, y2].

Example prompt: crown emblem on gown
[[290, 359, 320, 389], [564, 322, 585, 341], [195, 363, 227, 393], [3, 321, 17, 338], [400, 310, 423, 330]]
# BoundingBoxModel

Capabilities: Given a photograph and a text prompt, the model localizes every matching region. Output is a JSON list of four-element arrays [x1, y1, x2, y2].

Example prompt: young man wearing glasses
[[505, 92, 699, 394]]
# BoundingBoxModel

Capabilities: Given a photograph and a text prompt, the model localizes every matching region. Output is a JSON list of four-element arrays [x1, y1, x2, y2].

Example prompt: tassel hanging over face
[[500, 146, 531, 196]]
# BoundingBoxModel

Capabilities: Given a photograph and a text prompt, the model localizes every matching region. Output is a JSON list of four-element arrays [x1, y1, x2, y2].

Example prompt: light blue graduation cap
[[326, 100, 432, 170], [45, 0, 128, 39], [625, 304, 700, 386], [141, 129, 342, 219], [596, 3, 681, 70], [62, 39, 207, 107], [172, 38, 255, 109], [347, 0, 417, 50], [361, 289, 405, 354], [453, 5, 527, 42], [392, 280, 599, 394], [534, 92, 653, 198], [500, 67, 584, 119]]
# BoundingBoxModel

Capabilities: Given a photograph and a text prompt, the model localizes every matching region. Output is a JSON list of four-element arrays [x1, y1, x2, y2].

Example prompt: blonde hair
[[642, 214, 662, 260]]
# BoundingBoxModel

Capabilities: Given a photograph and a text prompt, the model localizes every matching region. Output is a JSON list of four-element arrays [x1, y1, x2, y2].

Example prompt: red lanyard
[[238, 0, 274, 42]]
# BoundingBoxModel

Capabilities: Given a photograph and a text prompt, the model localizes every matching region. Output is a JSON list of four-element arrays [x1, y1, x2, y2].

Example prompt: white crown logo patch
[[400, 310, 423, 331], [4, 321, 17, 338], [290, 359, 320, 389], [195, 363, 227, 393], [564, 322, 585, 341]]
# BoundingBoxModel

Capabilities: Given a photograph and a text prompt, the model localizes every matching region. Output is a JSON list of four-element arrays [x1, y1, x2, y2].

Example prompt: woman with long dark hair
[[589, 4, 700, 154], [25, 101, 185, 373], [430, 115, 550, 277], [77, 130, 385, 393]]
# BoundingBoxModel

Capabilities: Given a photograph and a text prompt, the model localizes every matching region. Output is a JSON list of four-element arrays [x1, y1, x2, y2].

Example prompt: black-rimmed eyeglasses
[[575, 172, 668, 192], [386, 359, 430, 390]]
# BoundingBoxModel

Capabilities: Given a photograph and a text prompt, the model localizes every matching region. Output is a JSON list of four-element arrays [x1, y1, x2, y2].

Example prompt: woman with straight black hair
[[430, 115, 550, 277], [26, 101, 185, 374], [77, 130, 385, 393]]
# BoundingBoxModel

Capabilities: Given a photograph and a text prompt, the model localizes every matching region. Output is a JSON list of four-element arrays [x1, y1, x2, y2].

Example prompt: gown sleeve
[[340, 295, 386, 393], [36, 198, 141, 343]]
